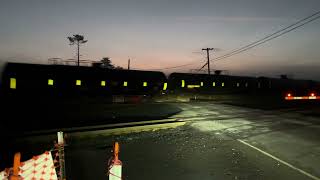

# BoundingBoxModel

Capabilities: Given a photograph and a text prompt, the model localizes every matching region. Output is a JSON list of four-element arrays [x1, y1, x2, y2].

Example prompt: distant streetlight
[[67, 34, 88, 66]]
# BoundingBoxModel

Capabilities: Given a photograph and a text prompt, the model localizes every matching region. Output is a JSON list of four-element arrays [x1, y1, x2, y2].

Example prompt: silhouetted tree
[[67, 34, 88, 66], [115, 66, 124, 70], [100, 57, 115, 69]]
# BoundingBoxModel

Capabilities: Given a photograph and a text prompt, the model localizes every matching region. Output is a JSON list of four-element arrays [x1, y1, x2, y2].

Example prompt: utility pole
[[77, 41, 80, 66], [202, 48, 214, 75], [128, 58, 130, 70]]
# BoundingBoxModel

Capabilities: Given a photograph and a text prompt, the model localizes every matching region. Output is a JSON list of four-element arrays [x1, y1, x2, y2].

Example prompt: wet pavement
[[65, 102, 320, 179], [2, 102, 320, 180]]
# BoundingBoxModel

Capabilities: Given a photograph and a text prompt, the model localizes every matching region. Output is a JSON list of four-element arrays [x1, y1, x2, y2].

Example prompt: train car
[[1, 63, 167, 97], [168, 72, 320, 98], [256, 76, 319, 96], [2, 63, 319, 100], [167, 72, 258, 95]]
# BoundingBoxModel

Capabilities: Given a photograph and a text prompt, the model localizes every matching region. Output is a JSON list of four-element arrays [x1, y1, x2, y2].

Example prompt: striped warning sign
[[0, 151, 58, 180]]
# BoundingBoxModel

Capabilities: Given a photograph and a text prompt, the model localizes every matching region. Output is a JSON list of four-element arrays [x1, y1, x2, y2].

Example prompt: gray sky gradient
[[0, 0, 320, 79]]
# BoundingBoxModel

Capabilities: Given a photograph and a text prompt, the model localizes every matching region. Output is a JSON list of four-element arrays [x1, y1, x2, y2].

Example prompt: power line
[[213, 14, 320, 62], [150, 62, 199, 71], [147, 50, 207, 71], [158, 62, 197, 70], [199, 10, 320, 70], [142, 10, 320, 72], [149, 58, 206, 71], [217, 11, 320, 61]]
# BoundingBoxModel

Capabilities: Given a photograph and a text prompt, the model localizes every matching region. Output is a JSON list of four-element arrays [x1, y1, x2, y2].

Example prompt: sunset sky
[[0, 0, 320, 79]]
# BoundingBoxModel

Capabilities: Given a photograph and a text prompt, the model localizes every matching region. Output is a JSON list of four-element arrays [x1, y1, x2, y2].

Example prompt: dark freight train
[[1, 62, 319, 98]]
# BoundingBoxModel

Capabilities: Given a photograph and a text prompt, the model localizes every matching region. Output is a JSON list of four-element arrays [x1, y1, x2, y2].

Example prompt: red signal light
[[311, 93, 315, 96], [287, 93, 291, 97]]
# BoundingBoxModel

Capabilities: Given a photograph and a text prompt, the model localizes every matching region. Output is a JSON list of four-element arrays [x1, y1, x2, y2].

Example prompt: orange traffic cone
[[108, 142, 122, 180]]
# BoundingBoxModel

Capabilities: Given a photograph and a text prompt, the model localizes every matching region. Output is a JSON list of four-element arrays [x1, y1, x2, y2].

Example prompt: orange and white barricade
[[0, 131, 65, 180], [0, 151, 58, 180]]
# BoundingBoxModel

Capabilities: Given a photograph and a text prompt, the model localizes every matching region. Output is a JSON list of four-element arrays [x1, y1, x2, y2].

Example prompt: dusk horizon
[[2, 1, 320, 179], [1, 0, 320, 80]]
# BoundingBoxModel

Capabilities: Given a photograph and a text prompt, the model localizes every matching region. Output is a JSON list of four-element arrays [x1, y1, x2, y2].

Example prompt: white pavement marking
[[237, 139, 320, 180]]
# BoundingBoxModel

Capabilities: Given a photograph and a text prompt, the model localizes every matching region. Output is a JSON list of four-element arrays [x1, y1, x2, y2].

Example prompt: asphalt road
[[3, 102, 320, 179], [65, 102, 320, 180]]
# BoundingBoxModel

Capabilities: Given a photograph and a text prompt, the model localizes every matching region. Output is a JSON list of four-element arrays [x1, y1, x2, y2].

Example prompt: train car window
[[187, 85, 200, 88], [143, 82, 148, 87], [181, 80, 185, 88], [101, 81, 106, 86], [123, 81, 128, 87], [222, 82, 225, 87], [163, 83, 167, 90], [48, 79, 54, 86], [237, 82, 240, 87], [76, 80, 81, 86], [200, 82, 204, 86], [245, 82, 248, 87], [258, 82, 261, 88], [212, 82, 216, 87], [10, 78, 16, 89]]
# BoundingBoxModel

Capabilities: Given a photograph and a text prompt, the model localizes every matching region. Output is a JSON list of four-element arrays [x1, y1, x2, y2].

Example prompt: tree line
[[67, 34, 123, 69]]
